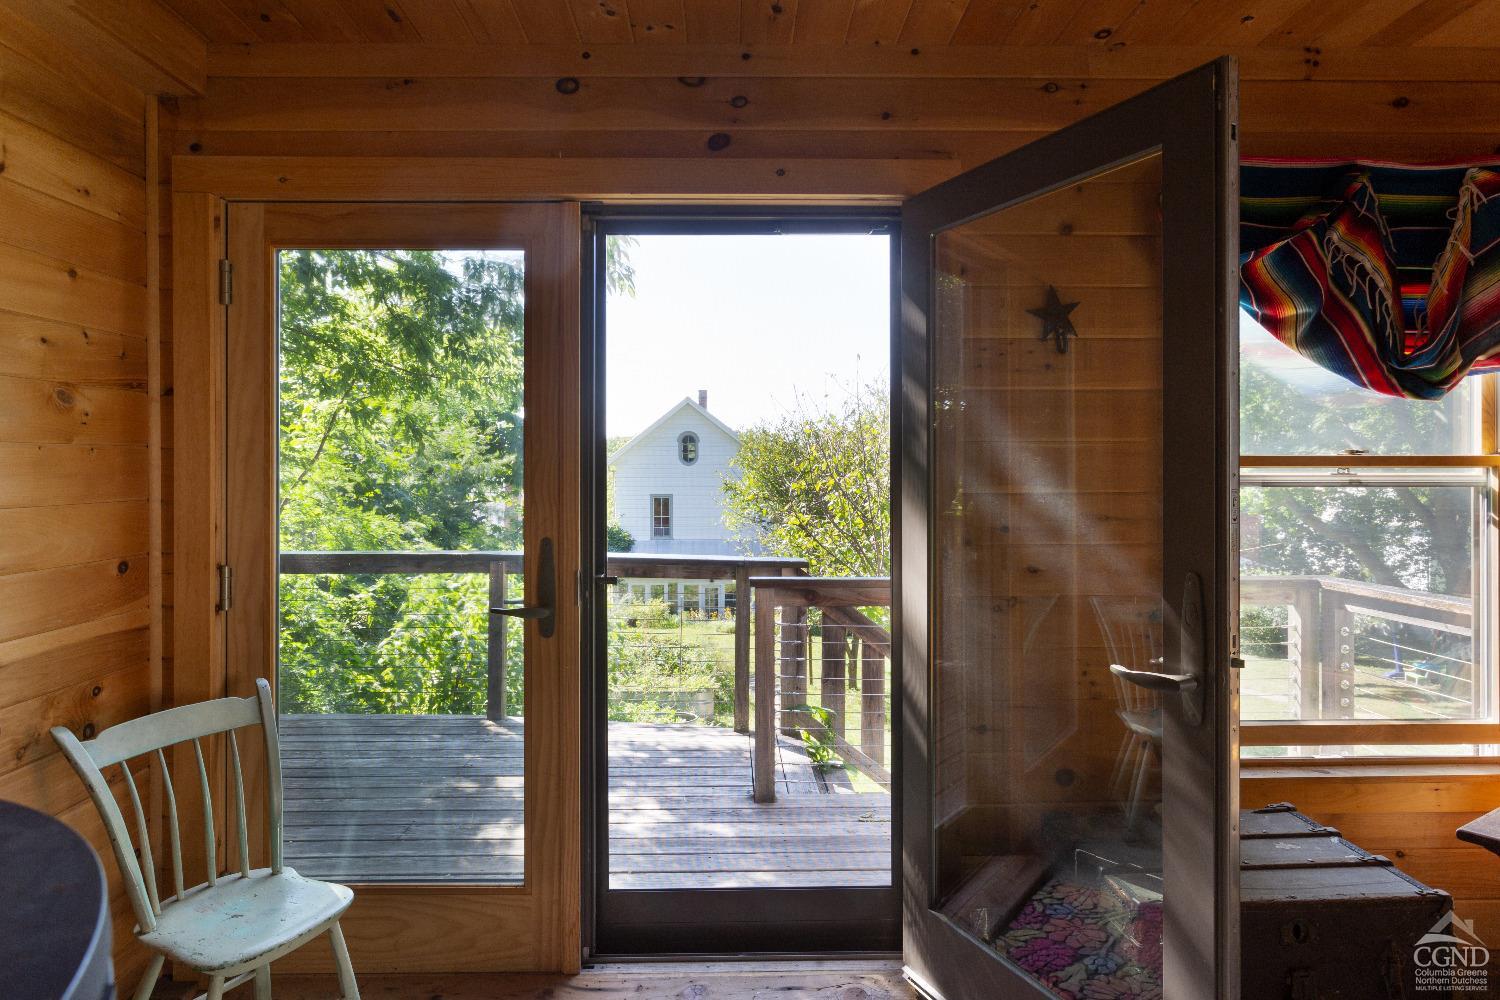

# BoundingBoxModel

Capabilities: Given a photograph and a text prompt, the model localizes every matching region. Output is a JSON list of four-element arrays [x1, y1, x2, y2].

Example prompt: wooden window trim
[[1240, 376, 1500, 755]]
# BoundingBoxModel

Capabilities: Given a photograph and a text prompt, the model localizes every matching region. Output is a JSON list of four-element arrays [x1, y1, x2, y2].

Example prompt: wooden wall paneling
[[171, 155, 949, 199], [0, 0, 208, 96]]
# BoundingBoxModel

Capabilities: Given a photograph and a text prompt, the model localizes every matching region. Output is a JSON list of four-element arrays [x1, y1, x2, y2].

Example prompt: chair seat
[[139, 867, 353, 973], [1118, 707, 1163, 742]]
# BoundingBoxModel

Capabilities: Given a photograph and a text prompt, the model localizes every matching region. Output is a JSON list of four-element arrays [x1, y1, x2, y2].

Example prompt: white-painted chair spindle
[[52, 677, 359, 1000]]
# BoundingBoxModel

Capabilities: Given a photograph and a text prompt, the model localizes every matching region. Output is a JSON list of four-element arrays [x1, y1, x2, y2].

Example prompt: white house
[[610, 391, 758, 613]]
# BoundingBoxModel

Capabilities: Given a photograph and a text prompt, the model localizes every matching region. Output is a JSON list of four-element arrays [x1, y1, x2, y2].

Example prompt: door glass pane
[[930, 155, 1167, 995], [275, 247, 526, 883], [602, 233, 893, 891]]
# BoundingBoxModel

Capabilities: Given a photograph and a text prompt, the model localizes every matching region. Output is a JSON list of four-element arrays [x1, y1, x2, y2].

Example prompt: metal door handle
[[1110, 664, 1199, 694], [1110, 571, 1207, 726], [487, 536, 555, 638]]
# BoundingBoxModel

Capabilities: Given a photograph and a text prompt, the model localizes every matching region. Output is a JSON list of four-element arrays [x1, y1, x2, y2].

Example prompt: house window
[[1239, 312, 1498, 755], [678, 432, 699, 465], [651, 495, 672, 538]]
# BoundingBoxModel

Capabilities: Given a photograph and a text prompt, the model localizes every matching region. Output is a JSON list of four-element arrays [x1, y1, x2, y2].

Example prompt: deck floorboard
[[280, 715, 892, 887]]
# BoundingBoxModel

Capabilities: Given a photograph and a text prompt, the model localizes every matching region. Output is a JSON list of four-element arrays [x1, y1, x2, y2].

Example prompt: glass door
[[225, 203, 581, 971], [585, 215, 900, 954], [899, 61, 1241, 999]]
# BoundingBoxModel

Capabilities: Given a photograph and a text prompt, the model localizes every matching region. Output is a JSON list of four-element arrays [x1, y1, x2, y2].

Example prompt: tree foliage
[[721, 381, 890, 577], [1241, 362, 1474, 597]]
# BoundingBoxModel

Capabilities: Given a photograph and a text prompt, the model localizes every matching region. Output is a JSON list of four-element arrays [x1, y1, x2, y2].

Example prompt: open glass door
[[899, 61, 1240, 998]]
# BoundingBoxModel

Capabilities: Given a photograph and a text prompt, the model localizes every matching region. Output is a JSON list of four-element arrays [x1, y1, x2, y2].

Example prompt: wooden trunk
[[1241, 803, 1453, 1000]]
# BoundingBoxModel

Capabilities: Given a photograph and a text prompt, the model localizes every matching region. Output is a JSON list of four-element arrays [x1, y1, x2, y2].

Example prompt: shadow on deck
[[279, 715, 892, 888]]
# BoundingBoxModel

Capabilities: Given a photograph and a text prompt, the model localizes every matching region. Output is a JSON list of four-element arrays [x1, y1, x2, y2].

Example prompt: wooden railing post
[[487, 560, 507, 721], [821, 620, 846, 741], [1319, 591, 1355, 720], [1288, 580, 1320, 721], [753, 586, 777, 803], [861, 637, 885, 766], [733, 564, 750, 734]]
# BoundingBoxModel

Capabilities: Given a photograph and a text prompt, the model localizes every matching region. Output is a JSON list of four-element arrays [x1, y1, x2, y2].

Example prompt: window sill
[[1242, 757, 1500, 776]]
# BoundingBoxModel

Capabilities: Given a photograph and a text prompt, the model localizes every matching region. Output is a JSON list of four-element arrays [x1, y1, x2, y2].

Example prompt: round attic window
[[678, 432, 699, 465]]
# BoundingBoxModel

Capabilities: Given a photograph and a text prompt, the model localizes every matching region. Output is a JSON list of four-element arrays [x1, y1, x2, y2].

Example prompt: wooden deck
[[280, 715, 891, 888]]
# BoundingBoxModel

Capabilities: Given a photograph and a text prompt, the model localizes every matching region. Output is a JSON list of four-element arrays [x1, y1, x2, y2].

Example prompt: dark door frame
[[898, 59, 1241, 998], [581, 207, 903, 956]]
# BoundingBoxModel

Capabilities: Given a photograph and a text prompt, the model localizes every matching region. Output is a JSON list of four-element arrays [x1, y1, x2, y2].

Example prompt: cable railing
[[1240, 574, 1476, 721]]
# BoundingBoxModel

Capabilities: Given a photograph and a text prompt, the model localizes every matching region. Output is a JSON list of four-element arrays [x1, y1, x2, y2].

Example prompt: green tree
[[721, 380, 890, 577], [1241, 362, 1473, 596]]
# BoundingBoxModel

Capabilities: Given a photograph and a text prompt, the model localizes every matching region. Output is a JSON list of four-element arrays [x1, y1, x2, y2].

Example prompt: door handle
[[488, 536, 556, 638], [1109, 571, 1207, 726], [1110, 664, 1199, 694]]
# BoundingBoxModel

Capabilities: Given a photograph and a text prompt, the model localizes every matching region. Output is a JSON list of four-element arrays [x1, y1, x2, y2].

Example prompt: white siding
[[611, 402, 755, 555]]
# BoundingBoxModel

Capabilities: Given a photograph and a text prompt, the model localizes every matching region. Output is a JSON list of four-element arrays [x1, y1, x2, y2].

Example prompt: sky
[[605, 234, 891, 437]]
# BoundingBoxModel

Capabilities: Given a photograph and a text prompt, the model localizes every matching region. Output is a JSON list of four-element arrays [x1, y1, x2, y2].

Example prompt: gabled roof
[[609, 397, 739, 466]]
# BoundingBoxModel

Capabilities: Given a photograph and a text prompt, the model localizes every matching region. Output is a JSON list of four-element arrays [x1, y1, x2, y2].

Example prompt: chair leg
[[132, 953, 165, 1000], [205, 974, 227, 1000], [1126, 739, 1151, 829], [330, 920, 361, 1000], [253, 964, 272, 1000]]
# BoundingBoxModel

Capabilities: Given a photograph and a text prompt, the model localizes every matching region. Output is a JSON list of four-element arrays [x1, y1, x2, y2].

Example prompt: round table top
[[0, 800, 114, 1000]]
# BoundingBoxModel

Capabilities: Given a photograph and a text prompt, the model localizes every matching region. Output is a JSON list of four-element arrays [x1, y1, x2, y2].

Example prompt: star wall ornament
[[1028, 285, 1080, 355]]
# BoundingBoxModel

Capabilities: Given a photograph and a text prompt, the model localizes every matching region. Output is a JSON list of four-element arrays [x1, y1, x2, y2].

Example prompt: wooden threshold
[[223, 960, 915, 999]]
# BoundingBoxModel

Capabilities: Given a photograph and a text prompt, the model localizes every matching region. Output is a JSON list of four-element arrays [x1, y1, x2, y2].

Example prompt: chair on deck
[[1090, 597, 1165, 829], [52, 678, 359, 1000]]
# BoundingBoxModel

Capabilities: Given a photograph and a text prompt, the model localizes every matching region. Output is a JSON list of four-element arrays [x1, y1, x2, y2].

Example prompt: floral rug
[[993, 876, 1163, 999]]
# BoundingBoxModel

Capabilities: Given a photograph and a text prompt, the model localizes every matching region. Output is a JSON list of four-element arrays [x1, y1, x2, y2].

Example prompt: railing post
[[821, 619, 846, 742], [1319, 591, 1355, 720], [753, 586, 777, 803], [861, 637, 885, 766], [487, 560, 507, 722], [1289, 581, 1320, 721], [733, 565, 750, 734]]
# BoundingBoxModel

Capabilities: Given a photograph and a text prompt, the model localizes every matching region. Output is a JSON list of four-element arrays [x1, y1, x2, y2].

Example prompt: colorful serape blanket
[[994, 876, 1163, 999], [1240, 160, 1500, 398]]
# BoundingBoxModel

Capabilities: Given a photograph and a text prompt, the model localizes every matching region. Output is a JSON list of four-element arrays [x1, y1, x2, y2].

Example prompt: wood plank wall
[[0, 0, 203, 986], [160, 41, 1500, 969]]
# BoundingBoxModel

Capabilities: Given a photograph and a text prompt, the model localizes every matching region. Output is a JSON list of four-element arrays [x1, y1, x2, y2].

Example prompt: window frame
[[1240, 373, 1500, 752], [678, 431, 699, 466], [650, 494, 673, 539]]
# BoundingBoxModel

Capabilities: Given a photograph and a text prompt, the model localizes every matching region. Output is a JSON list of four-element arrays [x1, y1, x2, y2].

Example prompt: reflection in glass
[[930, 155, 1166, 996]]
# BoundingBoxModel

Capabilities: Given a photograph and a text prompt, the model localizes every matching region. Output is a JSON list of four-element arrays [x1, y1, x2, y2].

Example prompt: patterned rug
[[993, 876, 1163, 1000]]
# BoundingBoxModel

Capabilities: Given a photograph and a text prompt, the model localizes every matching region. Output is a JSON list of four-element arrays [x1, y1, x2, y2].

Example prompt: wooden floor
[[249, 961, 916, 999], [280, 715, 892, 888]]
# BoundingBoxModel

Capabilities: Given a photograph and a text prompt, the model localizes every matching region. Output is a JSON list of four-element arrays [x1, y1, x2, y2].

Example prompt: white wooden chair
[[52, 678, 359, 1000]]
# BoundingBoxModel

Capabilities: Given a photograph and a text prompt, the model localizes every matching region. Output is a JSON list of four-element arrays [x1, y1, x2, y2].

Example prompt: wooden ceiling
[[160, 0, 1499, 49]]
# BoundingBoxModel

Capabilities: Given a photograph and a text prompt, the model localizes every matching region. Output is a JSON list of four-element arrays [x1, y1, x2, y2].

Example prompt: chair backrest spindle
[[191, 738, 217, 888], [119, 762, 161, 916], [229, 730, 251, 878], [156, 748, 185, 899]]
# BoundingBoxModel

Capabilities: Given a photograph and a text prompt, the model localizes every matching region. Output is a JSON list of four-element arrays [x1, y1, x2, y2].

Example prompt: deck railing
[[278, 550, 807, 725], [278, 550, 892, 803], [748, 575, 892, 803], [1240, 574, 1475, 721]]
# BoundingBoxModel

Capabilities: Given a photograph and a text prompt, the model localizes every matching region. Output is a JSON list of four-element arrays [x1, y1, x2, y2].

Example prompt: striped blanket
[[1240, 161, 1500, 398]]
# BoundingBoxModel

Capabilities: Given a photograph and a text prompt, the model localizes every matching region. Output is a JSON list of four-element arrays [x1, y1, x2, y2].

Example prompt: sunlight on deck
[[279, 715, 891, 888]]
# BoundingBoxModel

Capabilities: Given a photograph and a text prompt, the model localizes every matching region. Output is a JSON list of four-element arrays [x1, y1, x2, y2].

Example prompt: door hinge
[[218, 259, 233, 305], [217, 563, 233, 613]]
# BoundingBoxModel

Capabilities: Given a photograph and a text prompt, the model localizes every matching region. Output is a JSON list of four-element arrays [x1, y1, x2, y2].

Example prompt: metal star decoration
[[1027, 285, 1080, 354]]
